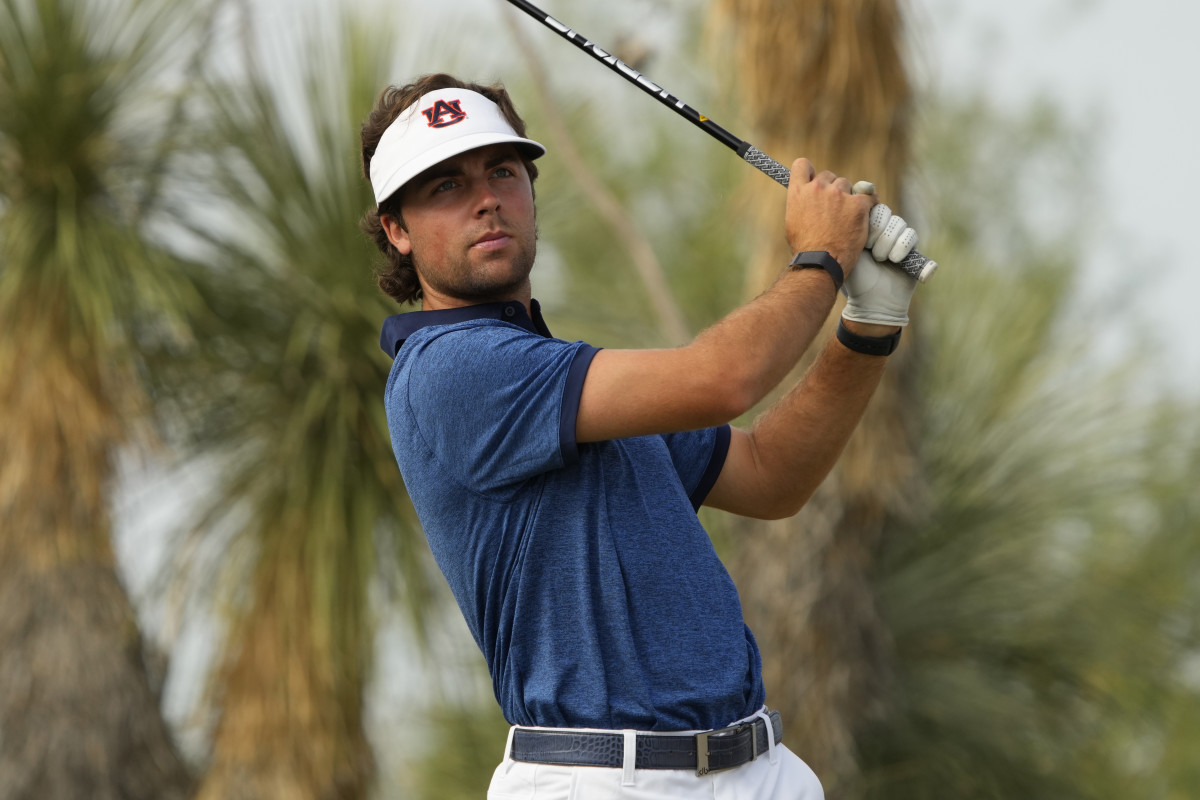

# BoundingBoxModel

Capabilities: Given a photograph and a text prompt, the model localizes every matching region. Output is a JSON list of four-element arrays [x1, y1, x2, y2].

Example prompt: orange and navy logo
[[422, 99, 467, 128]]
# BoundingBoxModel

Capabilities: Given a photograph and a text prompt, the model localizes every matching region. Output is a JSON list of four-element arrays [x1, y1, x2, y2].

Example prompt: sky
[[914, 0, 1199, 390]]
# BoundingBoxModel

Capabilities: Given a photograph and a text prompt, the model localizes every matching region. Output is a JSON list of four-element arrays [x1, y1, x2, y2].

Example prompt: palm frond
[[158, 7, 474, 797]]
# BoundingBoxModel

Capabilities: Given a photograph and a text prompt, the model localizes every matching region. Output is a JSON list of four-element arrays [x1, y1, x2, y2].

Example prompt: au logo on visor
[[422, 99, 467, 128]]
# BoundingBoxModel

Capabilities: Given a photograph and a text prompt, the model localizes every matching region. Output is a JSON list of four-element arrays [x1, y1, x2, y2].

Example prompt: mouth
[[472, 231, 512, 251]]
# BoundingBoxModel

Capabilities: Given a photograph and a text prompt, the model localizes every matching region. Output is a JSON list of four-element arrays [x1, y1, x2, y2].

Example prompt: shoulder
[[418, 320, 584, 370], [394, 320, 594, 402]]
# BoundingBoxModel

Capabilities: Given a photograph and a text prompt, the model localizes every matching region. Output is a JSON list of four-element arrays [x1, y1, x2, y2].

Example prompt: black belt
[[510, 710, 783, 777]]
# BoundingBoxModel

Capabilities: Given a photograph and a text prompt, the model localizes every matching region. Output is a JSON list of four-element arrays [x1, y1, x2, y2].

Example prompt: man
[[360, 73, 921, 799]]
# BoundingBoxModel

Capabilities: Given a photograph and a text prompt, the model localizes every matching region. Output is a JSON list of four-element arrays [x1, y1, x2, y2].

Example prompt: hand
[[865, 203, 919, 264], [841, 248, 917, 327], [851, 184, 921, 266], [785, 159, 875, 270], [839, 187, 921, 326]]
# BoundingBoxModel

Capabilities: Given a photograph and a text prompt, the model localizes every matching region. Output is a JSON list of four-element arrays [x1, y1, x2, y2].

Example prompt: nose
[[474, 181, 501, 216]]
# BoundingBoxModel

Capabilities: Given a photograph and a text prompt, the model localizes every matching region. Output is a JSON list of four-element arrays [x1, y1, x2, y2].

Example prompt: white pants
[[487, 716, 824, 800]]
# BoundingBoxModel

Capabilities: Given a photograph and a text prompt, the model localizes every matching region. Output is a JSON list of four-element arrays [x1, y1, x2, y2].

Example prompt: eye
[[493, 165, 516, 178], [433, 179, 458, 194]]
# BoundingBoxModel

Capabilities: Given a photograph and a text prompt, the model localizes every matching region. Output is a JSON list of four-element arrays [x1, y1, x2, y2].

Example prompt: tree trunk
[[0, 340, 192, 800], [732, 362, 923, 793], [706, 1, 923, 794], [194, 525, 374, 800], [0, 560, 192, 800]]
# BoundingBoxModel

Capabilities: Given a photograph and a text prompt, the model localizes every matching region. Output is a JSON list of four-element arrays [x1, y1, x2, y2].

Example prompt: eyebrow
[[413, 151, 519, 189]]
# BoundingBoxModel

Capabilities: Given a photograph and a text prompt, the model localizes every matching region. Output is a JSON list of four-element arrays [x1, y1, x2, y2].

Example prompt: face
[[381, 143, 537, 309]]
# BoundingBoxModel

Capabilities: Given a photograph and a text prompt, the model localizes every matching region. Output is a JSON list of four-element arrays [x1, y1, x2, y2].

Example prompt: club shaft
[[503, 0, 936, 283]]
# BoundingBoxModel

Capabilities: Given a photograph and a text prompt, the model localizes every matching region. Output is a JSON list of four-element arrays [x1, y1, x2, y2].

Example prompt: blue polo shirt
[[381, 300, 765, 731]]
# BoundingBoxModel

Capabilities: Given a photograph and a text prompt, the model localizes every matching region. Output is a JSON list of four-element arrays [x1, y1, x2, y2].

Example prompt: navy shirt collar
[[379, 299, 552, 358]]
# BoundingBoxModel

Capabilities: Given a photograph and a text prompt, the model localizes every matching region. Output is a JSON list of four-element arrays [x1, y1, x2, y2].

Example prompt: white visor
[[369, 87, 546, 205]]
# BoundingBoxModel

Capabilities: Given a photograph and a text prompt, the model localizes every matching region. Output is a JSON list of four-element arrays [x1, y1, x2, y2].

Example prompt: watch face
[[792, 251, 827, 265]]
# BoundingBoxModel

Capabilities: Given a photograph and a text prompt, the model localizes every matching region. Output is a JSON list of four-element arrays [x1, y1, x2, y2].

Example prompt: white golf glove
[[864, 202, 920, 264], [841, 202, 919, 327]]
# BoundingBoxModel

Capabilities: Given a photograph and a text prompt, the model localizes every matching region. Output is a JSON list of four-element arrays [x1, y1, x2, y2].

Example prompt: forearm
[[721, 320, 894, 519], [687, 267, 841, 413], [577, 266, 840, 442]]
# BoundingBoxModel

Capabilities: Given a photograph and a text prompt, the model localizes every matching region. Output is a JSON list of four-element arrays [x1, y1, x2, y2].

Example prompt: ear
[[380, 214, 412, 256]]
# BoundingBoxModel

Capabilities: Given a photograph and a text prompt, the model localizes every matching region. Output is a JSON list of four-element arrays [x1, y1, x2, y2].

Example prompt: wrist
[[840, 318, 900, 338], [789, 250, 844, 291]]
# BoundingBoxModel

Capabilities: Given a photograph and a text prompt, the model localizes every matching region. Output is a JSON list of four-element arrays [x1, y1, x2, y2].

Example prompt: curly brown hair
[[359, 74, 540, 305]]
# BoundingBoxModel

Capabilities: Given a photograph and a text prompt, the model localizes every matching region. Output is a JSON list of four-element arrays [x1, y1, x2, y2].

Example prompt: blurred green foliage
[[855, 97, 1200, 799]]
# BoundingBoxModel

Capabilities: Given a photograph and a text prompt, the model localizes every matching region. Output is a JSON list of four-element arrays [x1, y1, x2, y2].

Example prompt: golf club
[[503, 0, 938, 283]]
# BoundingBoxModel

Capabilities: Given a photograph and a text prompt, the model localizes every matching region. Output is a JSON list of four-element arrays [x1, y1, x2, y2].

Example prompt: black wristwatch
[[789, 250, 844, 291], [836, 319, 901, 356]]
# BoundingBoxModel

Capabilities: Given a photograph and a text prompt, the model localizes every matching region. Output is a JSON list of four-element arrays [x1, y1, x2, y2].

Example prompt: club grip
[[742, 145, 937, 283]]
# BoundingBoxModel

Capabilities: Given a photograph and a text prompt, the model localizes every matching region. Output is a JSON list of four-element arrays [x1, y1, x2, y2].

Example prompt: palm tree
[[706, 0, 918, 792], [157, 10, 448, 798], [0, 0, 205, 796]]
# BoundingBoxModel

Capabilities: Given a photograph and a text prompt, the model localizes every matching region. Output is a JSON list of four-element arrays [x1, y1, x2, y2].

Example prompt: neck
[[419, 282, 533, 317]]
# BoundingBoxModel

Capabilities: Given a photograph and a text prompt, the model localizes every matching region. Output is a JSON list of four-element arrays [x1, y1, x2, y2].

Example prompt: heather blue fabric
[[382, 301, 764, 731]]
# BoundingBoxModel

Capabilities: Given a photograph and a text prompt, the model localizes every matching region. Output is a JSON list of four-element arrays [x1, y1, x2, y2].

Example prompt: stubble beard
[[416, 225, 539, 304]]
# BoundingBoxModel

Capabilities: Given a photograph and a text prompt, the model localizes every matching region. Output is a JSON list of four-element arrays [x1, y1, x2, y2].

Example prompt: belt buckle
[[695, 722, 753, 777]]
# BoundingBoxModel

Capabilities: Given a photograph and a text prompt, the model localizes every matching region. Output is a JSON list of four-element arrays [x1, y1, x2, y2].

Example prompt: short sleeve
[[397, 323, 599, 493], [661, 425, 732, 510]]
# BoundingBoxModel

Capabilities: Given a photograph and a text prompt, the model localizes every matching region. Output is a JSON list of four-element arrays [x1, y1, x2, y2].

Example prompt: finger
[[866, 203, 892, 249], [814, 169, 838, 186], [832, 176, 853, 194], [888, 228, 919, 262], [851, 181, 876, 196], [872, 214, 907, 261], [790, 158, 816, 184]]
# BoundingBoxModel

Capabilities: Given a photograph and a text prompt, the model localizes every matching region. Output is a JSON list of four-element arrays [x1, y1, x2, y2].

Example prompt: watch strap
[[836, 319, 901, 356], [789, 250, 844, 291]]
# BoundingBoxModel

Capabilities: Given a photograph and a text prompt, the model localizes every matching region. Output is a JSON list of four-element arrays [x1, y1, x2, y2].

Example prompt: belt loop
[[621, 730, 637, 786], [754, 708, 778, 765], [504, 725, 518, 762]]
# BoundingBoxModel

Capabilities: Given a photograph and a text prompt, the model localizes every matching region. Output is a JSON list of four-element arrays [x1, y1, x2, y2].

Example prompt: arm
[[705, 205, 924, 518], [702, 318, 898, 520], [575, 158, 875, 443]]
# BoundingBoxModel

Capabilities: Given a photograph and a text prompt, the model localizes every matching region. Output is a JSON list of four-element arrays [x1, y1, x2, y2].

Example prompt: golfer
[[360, 73, 921, 799]]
